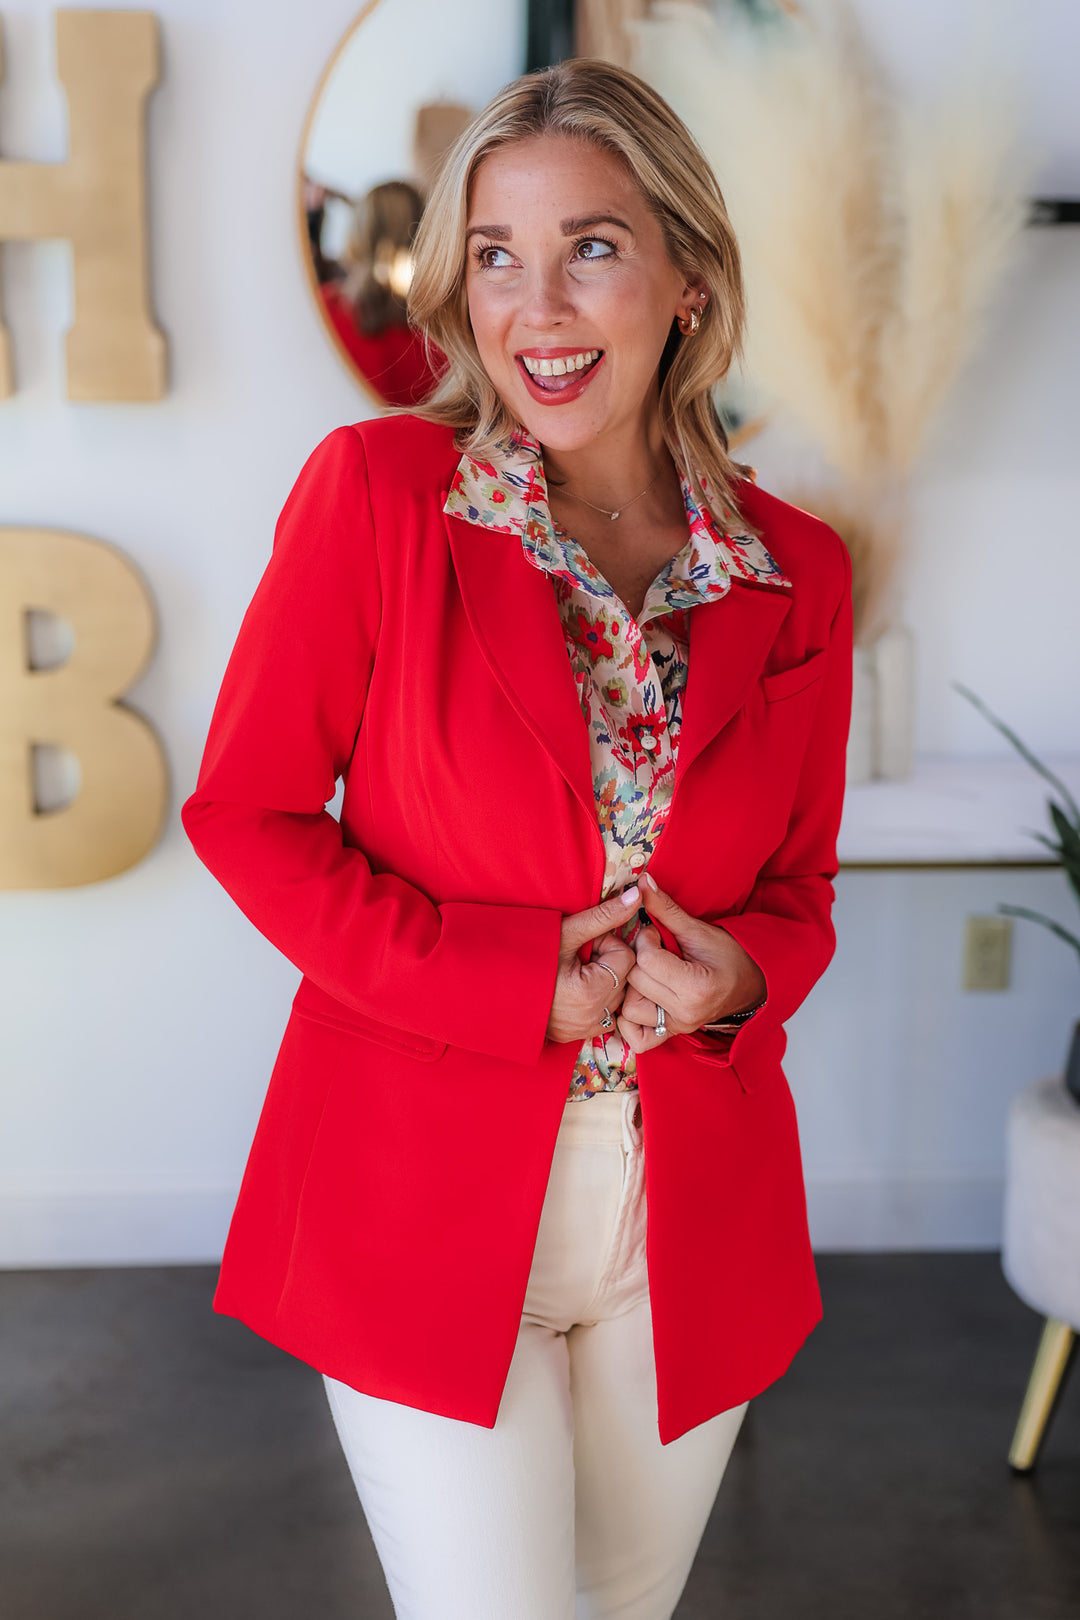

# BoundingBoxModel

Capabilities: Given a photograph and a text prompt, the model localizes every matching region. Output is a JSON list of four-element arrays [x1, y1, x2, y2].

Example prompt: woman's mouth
[[515, 347, 605, 406]]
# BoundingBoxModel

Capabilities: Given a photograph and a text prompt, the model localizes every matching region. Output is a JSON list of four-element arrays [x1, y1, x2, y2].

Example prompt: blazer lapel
[[675, 579, 792, 786], [443, 507, 598, 830], [445, 505, 791, 848]]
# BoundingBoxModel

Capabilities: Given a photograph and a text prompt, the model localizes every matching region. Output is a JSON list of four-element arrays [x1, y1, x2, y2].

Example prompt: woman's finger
[[631, 923, 693, 993], [620, 985, 658, 1026], [638, 872, 713, 949], [619, 989, 683, 1045], [626, 954, 691, 1009], [595, 931, 635, 970], [561, 887, 641, 955], [588, 946, 632, 993], [615, 1012, 674, 1052], [616, 1013, 651, 1053]]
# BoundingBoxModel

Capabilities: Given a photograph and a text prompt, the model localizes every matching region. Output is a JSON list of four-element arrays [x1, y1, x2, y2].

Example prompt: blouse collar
[[443, 425, 791, 620]]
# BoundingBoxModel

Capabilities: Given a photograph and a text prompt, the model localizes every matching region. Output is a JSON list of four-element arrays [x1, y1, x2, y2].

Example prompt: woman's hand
[[617, 873, 767, 1054], [546, 888, 640, 1045]]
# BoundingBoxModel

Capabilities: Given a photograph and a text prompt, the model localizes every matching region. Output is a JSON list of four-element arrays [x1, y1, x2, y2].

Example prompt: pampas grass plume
[[631, 0, 1029, 640]]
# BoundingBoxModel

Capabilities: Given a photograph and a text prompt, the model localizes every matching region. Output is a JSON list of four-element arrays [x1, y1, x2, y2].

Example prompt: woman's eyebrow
[[464, 215, 635, 242], [561, 214, 633, 235]]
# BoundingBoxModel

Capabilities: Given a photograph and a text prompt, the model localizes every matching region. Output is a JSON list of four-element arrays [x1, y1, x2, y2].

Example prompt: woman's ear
[[676, 281, 709, 325]]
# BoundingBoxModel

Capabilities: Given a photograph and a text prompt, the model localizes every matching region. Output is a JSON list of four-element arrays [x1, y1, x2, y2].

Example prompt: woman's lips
[[515, 350, 605, 406]]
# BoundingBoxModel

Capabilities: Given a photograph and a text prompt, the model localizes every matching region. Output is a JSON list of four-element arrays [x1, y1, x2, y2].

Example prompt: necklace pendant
[[610, 510, 620, 521]]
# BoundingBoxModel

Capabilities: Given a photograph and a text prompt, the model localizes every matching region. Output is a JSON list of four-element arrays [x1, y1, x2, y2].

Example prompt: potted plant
[[956, 684, 1080, 1103]]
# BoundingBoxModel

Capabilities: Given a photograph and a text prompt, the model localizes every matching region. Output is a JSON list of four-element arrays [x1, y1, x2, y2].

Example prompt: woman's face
[[464, 133, 695, 453]]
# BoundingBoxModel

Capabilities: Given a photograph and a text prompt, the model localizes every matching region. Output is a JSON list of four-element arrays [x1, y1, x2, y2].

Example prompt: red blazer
[[182, 414, 852, 1445]]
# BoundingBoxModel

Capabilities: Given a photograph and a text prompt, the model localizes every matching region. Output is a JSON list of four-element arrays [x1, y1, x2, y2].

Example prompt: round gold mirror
[[297, 0, 528, 407]]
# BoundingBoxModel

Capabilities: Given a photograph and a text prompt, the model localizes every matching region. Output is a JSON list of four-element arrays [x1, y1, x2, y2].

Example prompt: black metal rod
[[1028, 198, 1080, 226]]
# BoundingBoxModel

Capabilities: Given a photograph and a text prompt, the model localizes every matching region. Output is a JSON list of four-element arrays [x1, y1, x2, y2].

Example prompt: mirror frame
[[296, 0, 397, 410]]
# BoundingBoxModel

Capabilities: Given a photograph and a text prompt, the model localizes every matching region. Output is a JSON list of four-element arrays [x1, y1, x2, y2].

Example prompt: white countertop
[[837, 756, 1080, 867]]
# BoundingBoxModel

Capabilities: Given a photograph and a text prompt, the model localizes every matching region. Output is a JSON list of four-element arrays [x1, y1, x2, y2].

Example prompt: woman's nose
[[517, 264, 577, 328]]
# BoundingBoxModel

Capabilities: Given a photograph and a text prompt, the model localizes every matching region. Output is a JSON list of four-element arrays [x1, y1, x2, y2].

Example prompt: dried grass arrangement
[[632, 0, 1030, 644]]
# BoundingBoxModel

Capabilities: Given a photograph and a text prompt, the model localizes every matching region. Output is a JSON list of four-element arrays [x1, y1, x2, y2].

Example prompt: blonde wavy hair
[[405, 57, 751, 523]]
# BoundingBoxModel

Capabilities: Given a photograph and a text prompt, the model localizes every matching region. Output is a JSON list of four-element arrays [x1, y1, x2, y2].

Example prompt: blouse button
[[641, 734, 658, 751], [630, 852, 646, 871]]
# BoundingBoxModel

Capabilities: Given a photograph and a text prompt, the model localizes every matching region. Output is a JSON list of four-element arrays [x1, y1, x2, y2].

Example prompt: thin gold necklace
[[556, 464, 664, 522]]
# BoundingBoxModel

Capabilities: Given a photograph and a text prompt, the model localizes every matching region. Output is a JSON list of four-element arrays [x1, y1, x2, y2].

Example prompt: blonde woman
[[185, 57, 852, 1620]]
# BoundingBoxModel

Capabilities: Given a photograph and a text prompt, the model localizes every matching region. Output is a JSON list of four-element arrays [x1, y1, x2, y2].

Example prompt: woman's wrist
[[698, 998, 765, 1035], [699, 946, 767, 1033]]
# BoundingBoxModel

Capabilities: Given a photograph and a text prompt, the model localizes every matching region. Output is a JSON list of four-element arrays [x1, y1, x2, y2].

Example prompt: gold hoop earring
[[678, 307, 701, 337]]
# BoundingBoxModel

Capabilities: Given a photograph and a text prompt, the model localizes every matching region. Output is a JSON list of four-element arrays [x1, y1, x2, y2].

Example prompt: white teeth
[[521, 348, 599, 377]]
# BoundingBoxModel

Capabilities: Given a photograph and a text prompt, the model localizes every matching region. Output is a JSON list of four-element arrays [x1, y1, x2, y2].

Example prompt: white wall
[[0, 0, 1078, 1265]]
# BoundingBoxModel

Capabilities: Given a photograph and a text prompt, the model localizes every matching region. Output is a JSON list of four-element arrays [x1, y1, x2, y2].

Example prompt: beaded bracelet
[[699, 1000, 766, 1035]]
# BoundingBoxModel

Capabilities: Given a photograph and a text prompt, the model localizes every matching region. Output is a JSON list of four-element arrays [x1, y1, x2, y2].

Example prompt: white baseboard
[[0, 1173, 1005, 1268], [805, 1173, 1004, 1251]]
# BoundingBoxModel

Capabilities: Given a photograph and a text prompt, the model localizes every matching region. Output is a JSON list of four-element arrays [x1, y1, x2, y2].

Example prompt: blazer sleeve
[[687, 531, 853, 1070], [181, 425, 562, 1063]]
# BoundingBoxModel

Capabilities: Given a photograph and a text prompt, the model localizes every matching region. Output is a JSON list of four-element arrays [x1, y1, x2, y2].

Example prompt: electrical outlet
[[963, 916, 1012, 991]]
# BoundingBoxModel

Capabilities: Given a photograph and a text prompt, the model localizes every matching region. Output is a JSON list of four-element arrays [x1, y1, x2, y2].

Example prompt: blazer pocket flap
[[292, 979, 447, 1061], [761, 647, 827, 703]]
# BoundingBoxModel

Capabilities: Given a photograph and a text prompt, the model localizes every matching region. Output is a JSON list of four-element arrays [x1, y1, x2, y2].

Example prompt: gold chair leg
[[1008, 1317, 1076, 1472]]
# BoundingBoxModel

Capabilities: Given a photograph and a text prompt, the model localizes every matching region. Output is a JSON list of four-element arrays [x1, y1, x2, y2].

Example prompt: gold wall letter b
[[0, 528, 168, 889], [0, 10, 166, 400]]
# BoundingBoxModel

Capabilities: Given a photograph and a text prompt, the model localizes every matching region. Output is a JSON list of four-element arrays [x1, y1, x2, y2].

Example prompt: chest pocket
[[761, 647, 826, 703]]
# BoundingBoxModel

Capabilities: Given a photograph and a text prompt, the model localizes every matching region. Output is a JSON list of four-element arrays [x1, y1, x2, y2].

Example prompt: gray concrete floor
[[1, 1254, 1077, 1619]]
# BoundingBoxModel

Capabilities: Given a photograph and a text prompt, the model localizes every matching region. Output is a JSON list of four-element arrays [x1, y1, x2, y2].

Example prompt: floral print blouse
[[444, 427, 789, 1100]]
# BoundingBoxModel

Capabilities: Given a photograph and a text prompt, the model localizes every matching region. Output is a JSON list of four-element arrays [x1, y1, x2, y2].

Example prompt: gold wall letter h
[[0, 10, 166, 400]]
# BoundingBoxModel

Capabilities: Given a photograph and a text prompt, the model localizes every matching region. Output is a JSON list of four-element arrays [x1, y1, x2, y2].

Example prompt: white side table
[[1001, 1074, 1080, 1470]]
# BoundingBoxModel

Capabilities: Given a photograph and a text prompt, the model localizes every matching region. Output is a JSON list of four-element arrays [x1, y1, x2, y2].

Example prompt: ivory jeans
[[324, 1088, 749, 1619]]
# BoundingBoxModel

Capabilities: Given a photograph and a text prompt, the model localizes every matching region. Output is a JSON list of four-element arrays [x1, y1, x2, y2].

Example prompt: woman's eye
[[575, 238, 616, 261], [477, 245, 514, 269]]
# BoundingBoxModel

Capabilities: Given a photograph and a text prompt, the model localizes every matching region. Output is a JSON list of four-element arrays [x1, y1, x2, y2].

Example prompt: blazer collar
[[443, 429, 792, 596], [441, 430, 793, 823]]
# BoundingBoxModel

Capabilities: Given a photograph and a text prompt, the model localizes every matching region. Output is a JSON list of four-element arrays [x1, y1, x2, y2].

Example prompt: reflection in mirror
[[299, 0, 528, 406], [306, 177, 441, 406]]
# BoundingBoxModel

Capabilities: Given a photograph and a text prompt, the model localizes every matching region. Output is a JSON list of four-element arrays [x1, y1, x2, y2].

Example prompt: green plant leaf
[[1047, 812, 1080, 910], [1024, 829, 1063, 858], [999, 903, 1080, 963], [953, 683, 1080, 823], [1048, 801, 1080, 867]]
